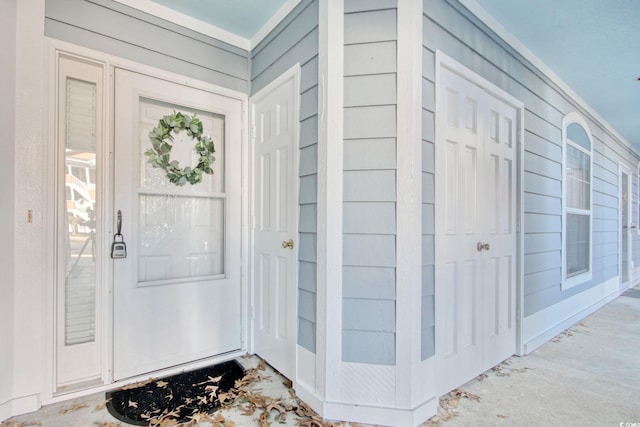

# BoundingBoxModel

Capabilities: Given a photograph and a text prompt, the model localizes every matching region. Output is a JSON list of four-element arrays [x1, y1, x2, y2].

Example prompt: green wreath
[[144, 111, 216, 186]]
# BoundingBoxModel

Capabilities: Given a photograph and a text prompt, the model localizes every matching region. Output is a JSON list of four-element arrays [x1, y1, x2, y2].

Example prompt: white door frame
[[248, 64, 300, 379], [434, 51, 525, 380], [46, 39, 250, 400], [618, 162, 632, 290]]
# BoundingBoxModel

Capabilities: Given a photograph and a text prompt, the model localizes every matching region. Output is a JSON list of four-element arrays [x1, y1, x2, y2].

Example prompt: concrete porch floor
[[3, 288, 639, 427]]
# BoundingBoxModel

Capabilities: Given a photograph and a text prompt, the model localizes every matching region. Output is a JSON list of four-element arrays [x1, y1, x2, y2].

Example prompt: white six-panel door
[[251, 69, 299, 380], [435, 63, 518, 395], [113, 69, 243, 380]]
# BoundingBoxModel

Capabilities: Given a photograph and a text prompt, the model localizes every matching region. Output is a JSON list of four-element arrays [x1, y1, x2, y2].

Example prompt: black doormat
[[106, 360, 244, 426]]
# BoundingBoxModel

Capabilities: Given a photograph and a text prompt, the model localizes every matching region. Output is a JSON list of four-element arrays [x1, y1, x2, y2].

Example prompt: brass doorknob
[[477, 242, 490, 252], [282, 239, 294, 249]]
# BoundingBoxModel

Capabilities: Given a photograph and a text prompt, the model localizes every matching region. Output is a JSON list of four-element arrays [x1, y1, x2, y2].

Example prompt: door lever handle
[[282, 239, 294, 250]]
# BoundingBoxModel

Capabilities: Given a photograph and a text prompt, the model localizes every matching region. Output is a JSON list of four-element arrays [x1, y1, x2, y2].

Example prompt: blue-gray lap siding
[[342, 0, 398, 366], [423, 0, 640, 329], [250, 0, 320, 354], [44, 0, 249, 93]]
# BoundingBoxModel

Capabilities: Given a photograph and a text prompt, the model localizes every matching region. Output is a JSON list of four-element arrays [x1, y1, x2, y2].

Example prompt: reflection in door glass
[[64, 78, 97, 346], [138, 196, 225, 282]]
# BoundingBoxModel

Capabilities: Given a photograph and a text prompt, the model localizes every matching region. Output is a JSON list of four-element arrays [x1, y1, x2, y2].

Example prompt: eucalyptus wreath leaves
[[144, 111, 216, 186]]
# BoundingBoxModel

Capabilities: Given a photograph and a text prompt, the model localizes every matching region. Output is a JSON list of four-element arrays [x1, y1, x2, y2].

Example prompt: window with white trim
[[562, 113, 593, 289]]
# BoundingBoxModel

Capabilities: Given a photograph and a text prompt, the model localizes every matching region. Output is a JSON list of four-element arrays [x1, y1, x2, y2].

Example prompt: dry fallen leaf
[[127, 400, 138, 409], [497, 414, 509, 419], [94, 398, 112, 411], [58, 403, 88, 414], [156, 380, 169, 388], [121, 378, 154, 390]]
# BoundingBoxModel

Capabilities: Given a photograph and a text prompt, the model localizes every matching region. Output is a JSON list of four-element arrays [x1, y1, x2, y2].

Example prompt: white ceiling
[[150, 0, 291, 39], [148, 0, 640, 151], [472, 0, 640, 152]]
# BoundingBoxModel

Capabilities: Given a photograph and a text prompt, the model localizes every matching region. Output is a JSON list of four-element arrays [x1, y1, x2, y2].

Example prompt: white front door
[[250, 69, 299, 380], [435, 64, 518, 394], [113, 69, 243, 380]]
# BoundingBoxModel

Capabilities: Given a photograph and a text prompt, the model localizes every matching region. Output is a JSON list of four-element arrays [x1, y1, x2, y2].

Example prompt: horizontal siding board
[[343, 234, 396, 267], [299, 261, 317, 292], [524, 151, 562, 180], [300, 55, 319, 93], [344, 9, 397, 45], [421, 296, 435, 329], [299, 144, 318, 177], [593, 190, 618, 210], [343, 299, 396, 332], [344, 138, 397, 170], [344, 41, 397, 76], [524, 250, 561, 275], [299, 289, 317, 322], [422, 78, 435, 112], [422, 235, 434, 265], [422, 47, 435, 81], [45, 20, 248, 92], [592, 204, 617, 221], [524, 131, 561, 162], [524, 213, 561, 233], [299, 232, 317, 262], [593, 231, 618, 245], [343, 266, 396, 300], [345, 0, 397, 13], [298, 318, 316, 352], [592, 176, 617, 196], [524, 267, 561, 296], [593, 218, 617, 233], [300, 116, 318, 148], [524, 172, 561, 198], [344, 105, 397, 139], [344, 74, 396, 107], [422, 265, 435, 295], [299, 174, 317, 204], [423, 140, 435, 174], [46, 0, 248, 78], [422, 203, 434, 234], [299, 204, 317, 233], [343, 330, 395, 365], [422, 172, 434, 203], [251, 2, 318, 77], [344, 170, 396, 202], [251, 29, 319, 94], [300, 86, 319, 121], [524, 233, 561, 254], [421, 325, 435, 360], [422, 109, 435, 143], [524, 193, 561, 215], [344, 202, 396, 234]]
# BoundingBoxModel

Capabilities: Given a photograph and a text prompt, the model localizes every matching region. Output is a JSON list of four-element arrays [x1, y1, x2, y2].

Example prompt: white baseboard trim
[[323, 396, 438, 427], [0, 394, 41, 422], [521, 276, 619, 354], [294, 373, 438, 427]]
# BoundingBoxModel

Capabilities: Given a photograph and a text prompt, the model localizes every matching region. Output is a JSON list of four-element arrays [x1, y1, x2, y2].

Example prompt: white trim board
[[316, 0, 344, 402], [111, 0, 302, 51], [457, 0, 638, 156], [321, 396, 438, 427], [0, 394, 40, 420], [521, 277, 619, 354]]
